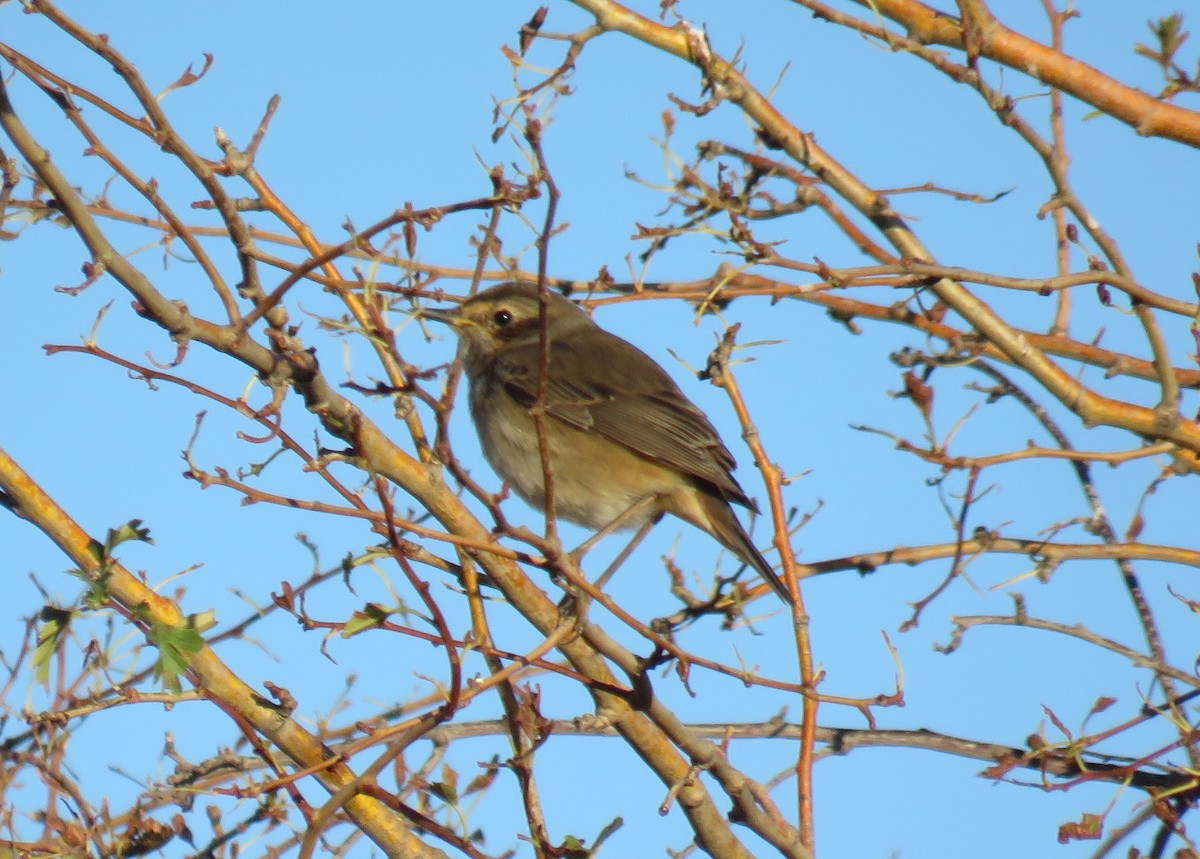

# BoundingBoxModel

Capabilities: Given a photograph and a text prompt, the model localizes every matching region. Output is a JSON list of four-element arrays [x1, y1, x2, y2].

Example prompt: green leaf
[[427, 779, 458, 804], [342, 603, 392, 638], [82, 579, 110, 609], [33, 606, 74, 689], [561, 834, 588, 858], [72, 520, 154, 599], [148, 621, 205, 693], [189, 609, 217, 633], [104, 519, 154, 553]]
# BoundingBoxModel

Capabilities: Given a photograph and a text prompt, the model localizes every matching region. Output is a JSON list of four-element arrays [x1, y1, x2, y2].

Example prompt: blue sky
[[2, 2, 1198, 857]]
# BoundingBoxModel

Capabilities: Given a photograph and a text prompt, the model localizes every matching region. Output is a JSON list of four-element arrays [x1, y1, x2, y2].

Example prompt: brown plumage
[[425, 282, 791, 603]]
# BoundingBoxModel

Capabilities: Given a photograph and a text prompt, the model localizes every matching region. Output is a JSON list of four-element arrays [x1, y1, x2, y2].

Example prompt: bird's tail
[[696, 494, 794, 604]]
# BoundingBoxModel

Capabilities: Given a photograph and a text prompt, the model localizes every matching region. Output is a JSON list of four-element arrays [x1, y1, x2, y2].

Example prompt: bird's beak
[[420, 305, 463, 327]]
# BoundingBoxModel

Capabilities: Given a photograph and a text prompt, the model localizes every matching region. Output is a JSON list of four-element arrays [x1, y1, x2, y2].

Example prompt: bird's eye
[[492, 309, 513, 327]]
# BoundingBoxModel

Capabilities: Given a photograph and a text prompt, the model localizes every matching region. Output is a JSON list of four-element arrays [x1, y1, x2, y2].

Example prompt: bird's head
[[422, 282, 593, 361]]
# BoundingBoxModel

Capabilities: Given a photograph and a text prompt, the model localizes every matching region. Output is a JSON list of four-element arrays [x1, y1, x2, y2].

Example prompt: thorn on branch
[[156, 53, 214, 102], [55, 258, 106, 295], [260, 681, 297, 716]]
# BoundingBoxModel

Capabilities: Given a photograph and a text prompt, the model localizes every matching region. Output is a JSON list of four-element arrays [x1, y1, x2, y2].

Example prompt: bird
[[423, 281, 792, 604]]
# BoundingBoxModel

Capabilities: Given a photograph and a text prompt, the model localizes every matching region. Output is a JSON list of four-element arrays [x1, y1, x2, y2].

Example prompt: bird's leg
[[569, 493, 660, 563]]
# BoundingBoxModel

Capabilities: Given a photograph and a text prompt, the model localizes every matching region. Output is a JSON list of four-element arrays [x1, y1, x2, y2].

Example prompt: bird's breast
[[468, 380, 688, 529]]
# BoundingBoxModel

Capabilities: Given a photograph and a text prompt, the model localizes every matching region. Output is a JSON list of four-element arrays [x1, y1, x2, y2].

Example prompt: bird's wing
[[490, 332, 755, 509]]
